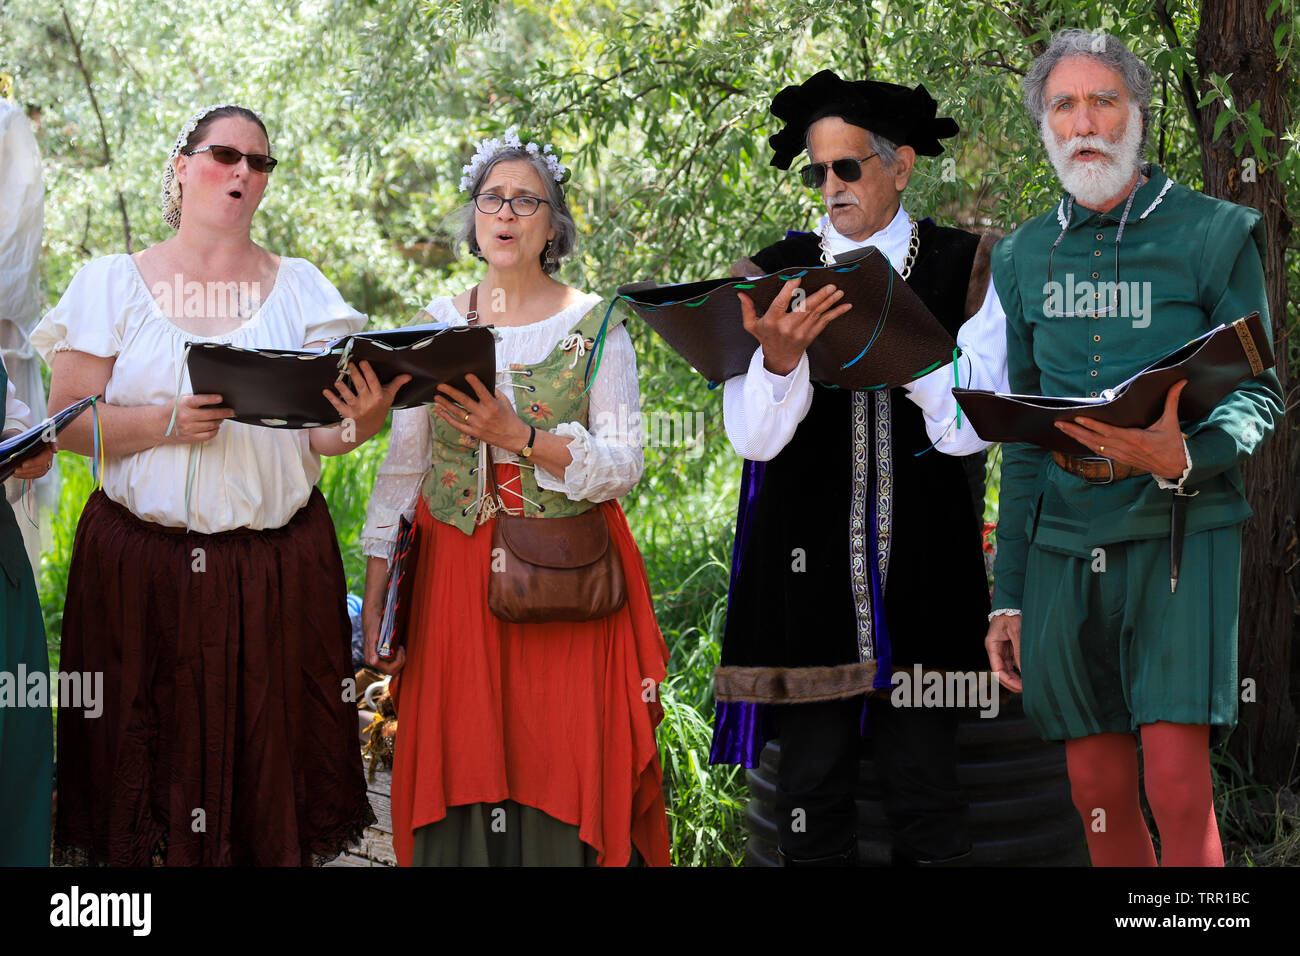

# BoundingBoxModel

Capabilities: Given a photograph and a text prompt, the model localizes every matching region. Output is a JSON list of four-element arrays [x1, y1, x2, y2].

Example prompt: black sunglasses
[[799, 153, 879, 189], [184, 144, 278, 174]]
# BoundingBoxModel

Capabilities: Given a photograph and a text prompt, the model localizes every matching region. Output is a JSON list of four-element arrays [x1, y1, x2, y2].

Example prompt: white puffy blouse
[[30, 254, 366, 532], [360, 292, 645, 562]]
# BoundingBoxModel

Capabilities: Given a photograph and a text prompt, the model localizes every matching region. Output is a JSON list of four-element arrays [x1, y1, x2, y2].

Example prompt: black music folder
[[186, 324, 496, 428], [617, 246, 957, 390], [953, 312, 1274, 456], [0, 394, 98, 481]]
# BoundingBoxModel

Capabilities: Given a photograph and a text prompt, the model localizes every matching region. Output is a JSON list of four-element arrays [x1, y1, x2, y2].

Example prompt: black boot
[[891, 845, 973, 866], [778, 839, 858, 866]]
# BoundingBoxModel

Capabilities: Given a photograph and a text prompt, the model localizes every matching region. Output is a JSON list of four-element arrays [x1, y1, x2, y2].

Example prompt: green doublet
[[991, 164, 1283, 608], [420, 300, 622, 534], [991, 164, 1283, 740]]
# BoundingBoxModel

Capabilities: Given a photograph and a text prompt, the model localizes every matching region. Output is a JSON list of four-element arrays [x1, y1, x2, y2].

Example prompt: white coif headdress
[[160, 103, 259, 230], [459, 127, 567, 193]]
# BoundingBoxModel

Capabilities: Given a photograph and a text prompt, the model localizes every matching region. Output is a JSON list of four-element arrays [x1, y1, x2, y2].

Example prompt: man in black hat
[[709, 70, 1008, 865]]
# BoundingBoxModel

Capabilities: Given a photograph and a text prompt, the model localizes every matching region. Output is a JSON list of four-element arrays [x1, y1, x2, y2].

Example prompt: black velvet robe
[[715, 219, 992, 705]]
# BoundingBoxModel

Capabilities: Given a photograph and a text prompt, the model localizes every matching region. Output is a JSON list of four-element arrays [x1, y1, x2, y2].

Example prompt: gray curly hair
[[1022, 29, 1153, 147], [450, 147, 577, 275]]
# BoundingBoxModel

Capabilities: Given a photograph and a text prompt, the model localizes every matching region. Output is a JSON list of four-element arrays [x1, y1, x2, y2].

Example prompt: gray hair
[[1022, 29, 1153, 146], [804, 122, 904, 173], [450, 147, 576, 274]]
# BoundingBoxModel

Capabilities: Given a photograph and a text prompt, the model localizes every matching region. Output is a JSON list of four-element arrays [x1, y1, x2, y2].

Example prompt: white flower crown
[[458, 127, 567, 193]]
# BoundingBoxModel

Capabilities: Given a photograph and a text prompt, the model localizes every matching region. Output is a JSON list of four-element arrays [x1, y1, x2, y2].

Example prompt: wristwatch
[[520, 425, 536, 459]]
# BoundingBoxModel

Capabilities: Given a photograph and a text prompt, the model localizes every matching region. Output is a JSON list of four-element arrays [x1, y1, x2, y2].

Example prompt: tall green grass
[[38, 454, 95, 673], [624, 449, 748, 866]]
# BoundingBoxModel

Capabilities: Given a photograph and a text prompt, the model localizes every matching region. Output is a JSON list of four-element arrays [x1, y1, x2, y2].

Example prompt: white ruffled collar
[[813, 204, 912, 273]]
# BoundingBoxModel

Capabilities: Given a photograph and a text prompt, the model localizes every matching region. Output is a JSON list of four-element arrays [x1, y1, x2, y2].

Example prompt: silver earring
[[544, 239, 557, 266]]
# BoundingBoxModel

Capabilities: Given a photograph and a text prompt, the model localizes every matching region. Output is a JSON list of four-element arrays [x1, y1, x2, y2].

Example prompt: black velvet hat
[[767, 69, 959, 169]]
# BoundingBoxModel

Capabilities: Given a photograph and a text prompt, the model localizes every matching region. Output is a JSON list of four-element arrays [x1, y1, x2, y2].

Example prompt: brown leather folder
[[187, 324, 496, 428], [953, 312, 1274, 456], [617, 246, 957, 390]]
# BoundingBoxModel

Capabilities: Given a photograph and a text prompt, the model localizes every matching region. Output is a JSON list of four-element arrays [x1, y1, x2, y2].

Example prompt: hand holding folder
[[618, 246, 958, 390], [0, 395, 98, 482], [953, 312, 1274, 456], [186, 324, 496, 428]]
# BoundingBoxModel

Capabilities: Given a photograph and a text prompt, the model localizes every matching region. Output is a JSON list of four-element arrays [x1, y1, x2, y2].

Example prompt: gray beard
[[1043, 108, 1143, 209]]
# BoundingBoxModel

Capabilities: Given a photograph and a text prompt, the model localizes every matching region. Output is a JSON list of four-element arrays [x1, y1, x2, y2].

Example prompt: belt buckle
[[1078, 456, 1115, 485]]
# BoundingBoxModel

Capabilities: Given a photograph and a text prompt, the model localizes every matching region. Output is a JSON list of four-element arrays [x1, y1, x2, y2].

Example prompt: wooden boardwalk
[[326, 761, 397, 867]]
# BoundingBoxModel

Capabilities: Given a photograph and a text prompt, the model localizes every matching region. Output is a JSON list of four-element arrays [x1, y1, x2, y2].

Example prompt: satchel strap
[[467, 285, 479, 325]]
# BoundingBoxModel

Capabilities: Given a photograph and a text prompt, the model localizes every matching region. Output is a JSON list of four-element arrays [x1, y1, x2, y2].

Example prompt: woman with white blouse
[[360, 132, 671, 866], [32, 105, 404, 865]]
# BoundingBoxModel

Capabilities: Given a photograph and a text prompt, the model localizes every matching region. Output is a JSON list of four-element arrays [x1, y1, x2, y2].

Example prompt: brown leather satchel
[[463, 284, 626, 624], [484, 461, 627, 623]]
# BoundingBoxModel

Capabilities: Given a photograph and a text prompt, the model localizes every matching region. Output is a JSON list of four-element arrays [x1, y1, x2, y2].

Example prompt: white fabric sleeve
[[902, 282, 1009, 456], [360, 404, 431, 562], [533, 323, 645, 501], [29, 257, 125, 363], [4, 379, 33, 432], [1153, 437, 1193, 491], [295, 261, 368, 346], [722, 345, 813, 461]]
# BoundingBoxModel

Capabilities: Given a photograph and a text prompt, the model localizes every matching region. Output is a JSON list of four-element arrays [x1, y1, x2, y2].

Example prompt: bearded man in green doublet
[[984, 29, 1282, 868]]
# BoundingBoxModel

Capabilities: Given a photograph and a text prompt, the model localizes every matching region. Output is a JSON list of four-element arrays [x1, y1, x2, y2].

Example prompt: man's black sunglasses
[[799, 153, 879, 189], [184, 144, 278, 174]]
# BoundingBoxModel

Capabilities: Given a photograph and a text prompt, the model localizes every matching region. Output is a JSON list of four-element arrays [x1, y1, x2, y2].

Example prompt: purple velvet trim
[[710, 460, 773, 767], [710, 701, 774, 769], [724, 459, 765, 618], [869, 499, 894, 691]]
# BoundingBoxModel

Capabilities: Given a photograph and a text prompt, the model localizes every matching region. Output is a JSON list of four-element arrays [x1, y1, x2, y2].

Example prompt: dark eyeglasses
[[183, 144, 278, 174], [799, 154, 879, 189], [472, 193, 550, 216]]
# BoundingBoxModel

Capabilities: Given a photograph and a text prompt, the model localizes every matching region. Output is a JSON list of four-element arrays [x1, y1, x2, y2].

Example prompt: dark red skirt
[[54, 489, 374, 866]]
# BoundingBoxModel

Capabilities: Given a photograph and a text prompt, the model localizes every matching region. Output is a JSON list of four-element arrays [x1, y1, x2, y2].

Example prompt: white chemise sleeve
[[901, 281, 1009, 455], [360, 404, 431, 563], [4, 380, 33, 433], [297, 261, 367, 345], [533, 322, 644, 501], [29, 257, 126, 363], [722, 345, 814, 461]]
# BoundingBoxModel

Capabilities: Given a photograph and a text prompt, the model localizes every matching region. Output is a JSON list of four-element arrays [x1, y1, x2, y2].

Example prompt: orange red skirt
[[389, 466, 671, 866]]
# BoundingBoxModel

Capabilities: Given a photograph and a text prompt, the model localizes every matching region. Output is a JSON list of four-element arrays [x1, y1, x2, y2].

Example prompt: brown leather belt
[[1051, 452, 1150, 484]]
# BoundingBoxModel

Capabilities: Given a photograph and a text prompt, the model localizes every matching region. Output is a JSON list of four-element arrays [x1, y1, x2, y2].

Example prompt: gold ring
[[1099, 445, 1105, 453], [464, 413, 471, 423]]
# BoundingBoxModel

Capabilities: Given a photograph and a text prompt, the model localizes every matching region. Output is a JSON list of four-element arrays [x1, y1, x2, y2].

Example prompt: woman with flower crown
[[31, 104, 401, 865], [360, 130, 671, 866]]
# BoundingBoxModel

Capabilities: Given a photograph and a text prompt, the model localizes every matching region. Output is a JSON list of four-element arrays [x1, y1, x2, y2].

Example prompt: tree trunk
[[1196, 0, 1297, 785]]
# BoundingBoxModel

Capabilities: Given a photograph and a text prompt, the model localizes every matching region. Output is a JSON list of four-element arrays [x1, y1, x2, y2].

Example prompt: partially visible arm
[[988, 240, 1047, 613], [361, 554, 405, 675], [902, 281, 1009, 455], [532, 322, 643, 501], [722, 346, 814, 461], [1178, 207, 1283, 486], [48, 350, 231, 457], [4, 380, 33, 434], [359, 404, 430, 562], [308, 359, 411, 457]]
